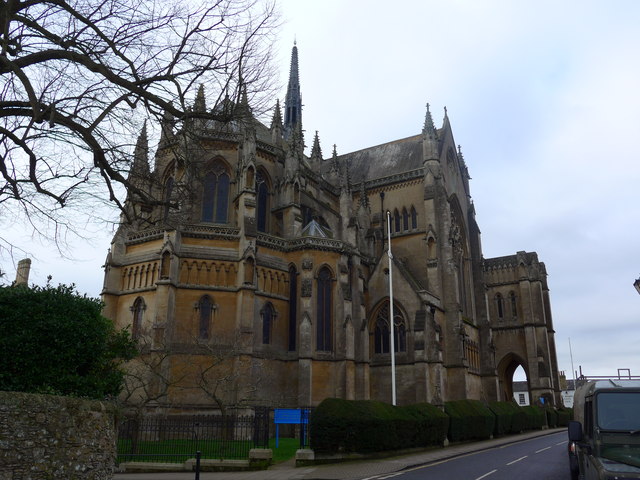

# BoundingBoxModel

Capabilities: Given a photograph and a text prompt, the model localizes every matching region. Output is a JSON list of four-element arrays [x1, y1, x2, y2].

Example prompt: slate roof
[[320, 134, 425, 183]]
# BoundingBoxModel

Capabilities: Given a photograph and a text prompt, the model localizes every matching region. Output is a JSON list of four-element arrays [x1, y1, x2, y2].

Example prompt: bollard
[[195, 451, 201, 480]]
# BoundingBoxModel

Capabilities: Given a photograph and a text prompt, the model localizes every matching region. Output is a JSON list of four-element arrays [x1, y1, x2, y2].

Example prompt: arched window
[[316, 267, 332, 351], [402, 207, 409, 231], [257, 170, 269, 232], [132, 297, 145, 340], [374, 301, 407, 354], [288, 266, 298, 351], [163, 177, 174, 222], [261, 302, 275, 344], [393, 209, 401, 233], [198, 295, 214, 339], [509, 291, 518, 319], [201, 162, 230, 223], [160, 251, 171, 279], [495, 293, 505, 319], [410, 206, 417, 229]]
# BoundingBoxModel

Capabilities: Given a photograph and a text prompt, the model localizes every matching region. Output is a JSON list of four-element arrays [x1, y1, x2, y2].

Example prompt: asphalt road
[[363, 430, 568, 480]]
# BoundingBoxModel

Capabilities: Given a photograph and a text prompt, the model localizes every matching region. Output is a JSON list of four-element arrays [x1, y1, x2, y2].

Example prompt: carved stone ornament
[[341, 282, 352, 301], [449, 214, 463, 258], [302, 259, 313, 270], [301, 279, 312, 297]]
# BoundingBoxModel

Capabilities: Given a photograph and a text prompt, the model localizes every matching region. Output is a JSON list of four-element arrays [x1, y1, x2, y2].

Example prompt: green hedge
[[310, 399, 448, 453], [310, 398, 567, 455], [445, 399, 494, 442], [521, 405, 546, 430], [556, 408, 571, 426], [488, 401, 526, 436]]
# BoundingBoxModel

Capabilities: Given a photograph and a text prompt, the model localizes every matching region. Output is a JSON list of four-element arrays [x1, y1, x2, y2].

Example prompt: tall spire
[[284, 42, 302, 140]]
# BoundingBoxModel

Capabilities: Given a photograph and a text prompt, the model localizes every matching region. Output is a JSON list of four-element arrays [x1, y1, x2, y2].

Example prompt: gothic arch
[[496, 352, 528, 403], [315, 265, 334, 352], [368, 298, 409, 356], [256, 168, 271, 233], [131, 297, 146, 340], [201, 157, 230, 223]]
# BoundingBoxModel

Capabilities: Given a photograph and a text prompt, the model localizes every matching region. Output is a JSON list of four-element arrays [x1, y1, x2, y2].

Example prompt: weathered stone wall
[[0, 391, 116, 480]]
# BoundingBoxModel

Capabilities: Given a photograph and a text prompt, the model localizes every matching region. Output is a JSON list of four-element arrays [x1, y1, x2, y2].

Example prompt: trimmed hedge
[[445, 399, 494, 442], [556, 408, 571, 426], [521, 405, 546, 430], [310, 398, 567, 455], [488, 401, 526, 436], [310, 398, 448, 453]]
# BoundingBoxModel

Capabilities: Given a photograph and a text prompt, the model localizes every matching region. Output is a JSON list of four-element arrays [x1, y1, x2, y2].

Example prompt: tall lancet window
[[261, 302, 275, 345], [256, 170, 270, 232], [131, 297, 145, 340], [316, 267, 333, 351], [198, 295, 214, 339], [202, 161, 229, 223]]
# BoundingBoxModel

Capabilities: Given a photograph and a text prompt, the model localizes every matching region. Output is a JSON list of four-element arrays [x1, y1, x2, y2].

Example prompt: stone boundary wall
[[0, 391, 117, 479]]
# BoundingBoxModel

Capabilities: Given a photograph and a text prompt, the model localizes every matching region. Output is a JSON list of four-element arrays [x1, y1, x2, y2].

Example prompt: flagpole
[[386, 210, 397, 406]]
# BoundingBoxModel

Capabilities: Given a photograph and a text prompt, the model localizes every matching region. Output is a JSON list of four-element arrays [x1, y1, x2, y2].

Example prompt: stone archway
[[496, 353, 527, 402]]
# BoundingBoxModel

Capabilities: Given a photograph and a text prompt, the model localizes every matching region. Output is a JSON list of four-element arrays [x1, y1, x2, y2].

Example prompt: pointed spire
[[131, 121, 150, 179], [284, 42, 302, 140], [194, 84, 206, 112], [330, 144, 340, 173], [270, 99, 283, 130], [422, 102, 439, 162], [310, 130, 322, 161], [422, 102, 437, 138]]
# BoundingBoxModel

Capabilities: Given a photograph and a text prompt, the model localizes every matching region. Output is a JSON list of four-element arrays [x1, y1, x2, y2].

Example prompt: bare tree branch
[[0, 0, 279, 258]]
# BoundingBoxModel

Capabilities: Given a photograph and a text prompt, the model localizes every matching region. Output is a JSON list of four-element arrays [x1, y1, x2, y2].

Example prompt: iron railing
[[118, 411, 268, 463]]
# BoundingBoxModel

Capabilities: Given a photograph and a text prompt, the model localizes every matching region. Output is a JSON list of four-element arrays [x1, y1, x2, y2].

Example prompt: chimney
[[14, 258, 31, 286]]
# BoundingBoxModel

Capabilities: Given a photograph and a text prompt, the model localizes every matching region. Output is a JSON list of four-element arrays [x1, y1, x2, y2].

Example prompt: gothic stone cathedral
[[102, 45, 561, 413]]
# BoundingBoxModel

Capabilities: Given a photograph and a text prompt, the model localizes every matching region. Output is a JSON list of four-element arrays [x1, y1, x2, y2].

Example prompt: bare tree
[[0, 0, 279, 254], [119, 326, 269, 417]]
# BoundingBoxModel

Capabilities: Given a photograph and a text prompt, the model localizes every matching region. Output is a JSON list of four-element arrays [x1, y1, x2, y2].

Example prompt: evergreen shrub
[[310, 398, 448, 454], [521, 405, 546, 430], [556, 408, 571, 426], [488, 401, 525, 436], [445, 399, 495, 442]]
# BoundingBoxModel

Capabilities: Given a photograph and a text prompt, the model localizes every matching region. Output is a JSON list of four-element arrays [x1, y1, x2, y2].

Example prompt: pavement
[[114, 427, 566, 480]]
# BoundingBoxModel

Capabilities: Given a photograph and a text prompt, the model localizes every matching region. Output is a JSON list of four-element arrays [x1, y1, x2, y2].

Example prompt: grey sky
[[4, 0, 639, 381]]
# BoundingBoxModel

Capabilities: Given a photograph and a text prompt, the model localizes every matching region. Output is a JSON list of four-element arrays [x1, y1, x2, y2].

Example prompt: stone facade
[[0, 391, 117, 480], [102, 44, 561, 413]]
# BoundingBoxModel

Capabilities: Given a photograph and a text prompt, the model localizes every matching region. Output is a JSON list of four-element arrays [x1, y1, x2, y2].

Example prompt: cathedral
[[102, 44, 561, 413]]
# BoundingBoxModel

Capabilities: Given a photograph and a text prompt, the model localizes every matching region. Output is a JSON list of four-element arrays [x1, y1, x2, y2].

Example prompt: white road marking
[[377, 474, 403, 479], [475, 469, 497, 480], [507, 455, 528, 465], [556, 441, 567, 446], [536, 446, 551, 453]]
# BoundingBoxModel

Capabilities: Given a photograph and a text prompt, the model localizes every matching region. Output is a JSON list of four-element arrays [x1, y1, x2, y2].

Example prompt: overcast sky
[[4, 0, 639, 383]]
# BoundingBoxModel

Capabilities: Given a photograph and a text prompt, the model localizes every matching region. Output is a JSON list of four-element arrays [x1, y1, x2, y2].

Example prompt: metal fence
[[118, 408, 270, 463]]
